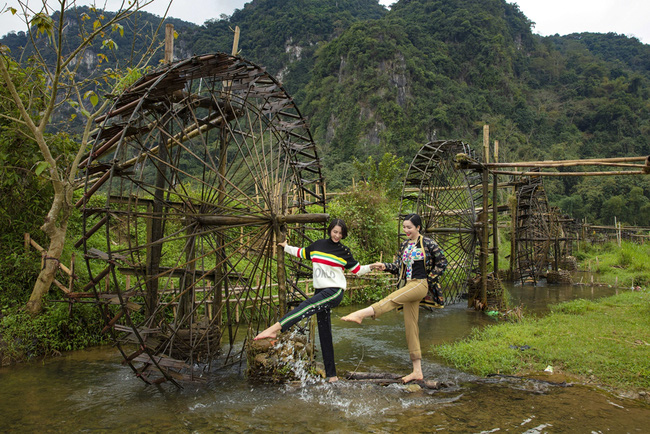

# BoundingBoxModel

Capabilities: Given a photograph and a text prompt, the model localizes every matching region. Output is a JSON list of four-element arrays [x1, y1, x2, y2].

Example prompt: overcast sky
[[1, 0, 648, 43]]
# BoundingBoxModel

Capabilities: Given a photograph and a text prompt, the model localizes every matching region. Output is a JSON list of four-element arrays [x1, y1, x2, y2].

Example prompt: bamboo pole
[[492, 170, 647, 177], [276, 193, 288, 317], [24, 233, 73, 276], [486, 156, 648, 167], [164, 24, 174, 64], [231, 26, 240, 56], [69, 253, 75, 293], [479, 165, 489, 308], [492, 170, 499, 277], [483, 125, 489, 164], [509, 183, 517, 280]]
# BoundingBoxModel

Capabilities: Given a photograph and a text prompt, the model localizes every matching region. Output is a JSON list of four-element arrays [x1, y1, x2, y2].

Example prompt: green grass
[[576, 240, 650, 287], [433, 290, 650, 391]]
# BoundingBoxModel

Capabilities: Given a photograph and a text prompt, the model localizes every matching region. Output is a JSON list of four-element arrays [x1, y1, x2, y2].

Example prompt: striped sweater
[[284, 238, 371, 289]]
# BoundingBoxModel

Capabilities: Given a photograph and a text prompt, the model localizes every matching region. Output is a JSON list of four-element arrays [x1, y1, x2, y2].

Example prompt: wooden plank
[[114, 324, 159, 334], [133, 353, 191, 370], [101, 310, 124, 334]]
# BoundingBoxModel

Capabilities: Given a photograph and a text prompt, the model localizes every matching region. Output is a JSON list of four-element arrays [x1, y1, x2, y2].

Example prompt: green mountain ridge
[[2, 0, 649, 225]]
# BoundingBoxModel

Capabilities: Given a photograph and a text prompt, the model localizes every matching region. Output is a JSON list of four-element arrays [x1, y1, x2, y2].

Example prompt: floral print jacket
[[383, 235, 448, 306]]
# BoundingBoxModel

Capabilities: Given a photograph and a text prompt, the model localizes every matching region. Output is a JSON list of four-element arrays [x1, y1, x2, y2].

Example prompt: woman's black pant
[[279, 287, 344, 378]]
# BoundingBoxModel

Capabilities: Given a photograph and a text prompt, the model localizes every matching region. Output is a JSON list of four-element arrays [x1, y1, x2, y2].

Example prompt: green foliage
[[0, 58, 55, 300], [0, 57, 85, 311], [190, 0, 386, 94], [327, 183, 399, 264], [0, 252, 40, 308], [549, 298, 597, 315], [3, 1, 649, 225], [343, 274, 394, 305], [352, 153, 406, 200], [0, 303, 107, 362]]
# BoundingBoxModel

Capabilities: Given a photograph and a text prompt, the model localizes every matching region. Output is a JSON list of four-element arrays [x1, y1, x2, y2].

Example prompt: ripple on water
[[0, 281, 647, 432]]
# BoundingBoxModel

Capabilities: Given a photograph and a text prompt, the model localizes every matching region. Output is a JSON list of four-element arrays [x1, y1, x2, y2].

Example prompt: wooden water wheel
[[76, 53, 327, 386], [513, 175, 552, 285], [399, 140, 482, 304]]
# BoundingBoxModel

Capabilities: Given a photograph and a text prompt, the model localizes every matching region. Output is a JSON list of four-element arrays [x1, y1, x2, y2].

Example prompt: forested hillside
[[2, 0, 649, 225], [182, 0, 386, 94]]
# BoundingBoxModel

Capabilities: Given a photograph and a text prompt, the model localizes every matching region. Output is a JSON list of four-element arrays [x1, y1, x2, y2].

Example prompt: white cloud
[[509, 0, 648, 43]]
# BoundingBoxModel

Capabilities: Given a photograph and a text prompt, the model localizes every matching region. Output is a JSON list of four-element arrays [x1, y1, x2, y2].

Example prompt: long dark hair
[[404, 213, 423, 231], [328, 218, 348, 239]]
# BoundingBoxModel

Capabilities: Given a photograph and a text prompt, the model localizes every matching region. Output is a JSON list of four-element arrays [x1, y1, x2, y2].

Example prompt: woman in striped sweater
[[253, 218, 372, 382]]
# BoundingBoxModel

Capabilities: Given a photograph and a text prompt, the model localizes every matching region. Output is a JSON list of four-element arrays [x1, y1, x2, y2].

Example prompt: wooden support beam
[[492, 169, 647, 177], [486, 155, 648, 167], [195, 212, 329, 226]]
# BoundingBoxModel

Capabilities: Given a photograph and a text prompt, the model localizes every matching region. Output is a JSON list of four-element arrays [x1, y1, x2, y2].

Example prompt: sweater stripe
[[310, 251, 346, 265], [312, 257, 345, 268]]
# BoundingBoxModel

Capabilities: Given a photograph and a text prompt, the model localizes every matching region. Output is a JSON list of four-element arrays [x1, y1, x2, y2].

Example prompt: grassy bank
[[433, 290, 650, 394], [575, 240, 650, 288]]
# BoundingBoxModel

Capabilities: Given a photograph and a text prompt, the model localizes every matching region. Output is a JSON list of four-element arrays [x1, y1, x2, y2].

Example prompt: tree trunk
[[25, 185, 71, 314], [26, 226, 66, 314]]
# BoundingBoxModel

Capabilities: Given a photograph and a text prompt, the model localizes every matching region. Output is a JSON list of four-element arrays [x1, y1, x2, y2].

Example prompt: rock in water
[[246, 333, 319, 383]]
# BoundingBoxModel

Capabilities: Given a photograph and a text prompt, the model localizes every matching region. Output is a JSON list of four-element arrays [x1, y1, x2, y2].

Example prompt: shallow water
[[1, 281, 647, 432]]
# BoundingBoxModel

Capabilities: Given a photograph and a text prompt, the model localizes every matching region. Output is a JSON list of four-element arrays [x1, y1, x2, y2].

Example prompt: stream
[[1, 280, 648, 432]]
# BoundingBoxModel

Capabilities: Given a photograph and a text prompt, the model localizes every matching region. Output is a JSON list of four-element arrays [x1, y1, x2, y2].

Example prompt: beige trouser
[[370, 278, 428, 361]]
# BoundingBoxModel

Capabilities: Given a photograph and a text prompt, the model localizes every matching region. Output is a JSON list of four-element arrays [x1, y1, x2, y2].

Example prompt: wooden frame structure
[[460, 130, 649, 307], [77, 52, 328, 386]]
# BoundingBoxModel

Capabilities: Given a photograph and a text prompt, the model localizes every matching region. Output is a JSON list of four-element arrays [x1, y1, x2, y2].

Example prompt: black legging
[[279, 287, 344, 378]]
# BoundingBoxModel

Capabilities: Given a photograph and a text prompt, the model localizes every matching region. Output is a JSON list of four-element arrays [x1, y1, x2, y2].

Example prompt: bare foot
[[340, 312, 364, 324], [341, 306, 374, 324], [327, 376, 339, 383], [254, 322, 281, 341], [254, 330, 277, 340], [401, 372, 424, 383]]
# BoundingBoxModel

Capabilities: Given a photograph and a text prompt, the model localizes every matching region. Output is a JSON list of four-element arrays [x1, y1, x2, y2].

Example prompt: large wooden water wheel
[[513, 175, 552, 285], [76, 53, 327, 386], [399, 140, 482, 304]]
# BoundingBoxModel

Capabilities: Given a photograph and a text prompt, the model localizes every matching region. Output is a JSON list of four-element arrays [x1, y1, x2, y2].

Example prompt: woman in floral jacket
[[342, 213, 447, 383]]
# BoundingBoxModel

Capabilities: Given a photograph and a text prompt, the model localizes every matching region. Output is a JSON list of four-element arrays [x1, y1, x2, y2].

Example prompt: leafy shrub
[[327, 182, 399, 264], [0, 252, 41, 308], [0, 303, 106, 363]]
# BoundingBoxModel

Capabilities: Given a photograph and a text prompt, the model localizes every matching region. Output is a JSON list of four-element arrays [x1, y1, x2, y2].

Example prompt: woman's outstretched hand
[[278, 240, 288, 248], [370, 262, 385, 271]]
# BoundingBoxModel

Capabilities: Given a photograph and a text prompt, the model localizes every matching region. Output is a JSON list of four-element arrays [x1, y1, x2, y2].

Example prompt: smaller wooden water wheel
[[556, 211, 578, 259], [513, 175, 552, 285], [399, 140, 483, 304], [76, 53, 327, 386]]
